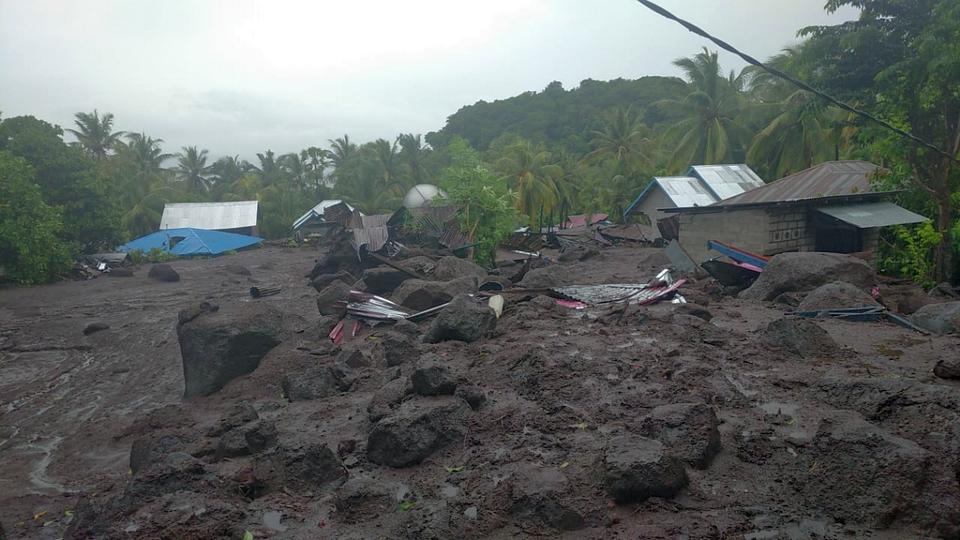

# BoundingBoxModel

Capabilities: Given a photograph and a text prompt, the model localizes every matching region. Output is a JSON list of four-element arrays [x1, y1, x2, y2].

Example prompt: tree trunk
[[935, 190, 953, 283]]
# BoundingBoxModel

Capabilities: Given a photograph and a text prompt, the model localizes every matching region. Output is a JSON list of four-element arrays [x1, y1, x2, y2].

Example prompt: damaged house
[[665, 160, 928, 264], [623, 164, 765, 239]]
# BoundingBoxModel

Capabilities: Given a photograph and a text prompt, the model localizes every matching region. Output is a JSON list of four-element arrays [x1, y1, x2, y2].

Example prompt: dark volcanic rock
[[793, 410, 931, 527], [148, 263, 180, 282], [337, 348, 369, 369], [912, 301, 960, 335], [214, 428, 250, 459], [432, 256, 487, 281], [207, 402, 258, 437], [604, 434, 688, 503], [367, 396, 468, 467], [82, 322, 110, 335], [244, 420, 278, 454], [367, 377, 410, 422], [517, 264, 574, 289], [361, 266, 410, 294], [253, 443, 346, 495], [177, 301, 219, 325], [108, 267, 134, 277], [334, 476, 395, 523], [379, 331, 418, 367], [760, 317, 838, 357], [310, 271, 354, 293], [934, 358, 960, 380], [392, 318, 421, 336], [282, 364, 353, 401], [411, 364, 457, 396], [797, 281, 879, 312], [673, 304, 712, 322], [507, 464, 584, 531], [637, 402, 721, 469], [740, 252, 875, 301], [455, 384, 486, 410], [316, 280, 352, 316], [177, 304, 282, 398], [392, 277, 477, 311], [422, 294, 496, 344], [129, 433, 189, 474]]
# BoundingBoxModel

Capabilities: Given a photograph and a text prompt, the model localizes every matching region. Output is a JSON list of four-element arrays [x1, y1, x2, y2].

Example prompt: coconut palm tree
[[494, 140, 562, 223], [173, 146, 212, 193], [397, 133, 430, 186], [584, 107, 656, 170], [124, 132, 172, 170], [67, 109, 124, 160], [372, 138, 401, 190], [328, 135, 357, 169], [657, 49, 751, 171]]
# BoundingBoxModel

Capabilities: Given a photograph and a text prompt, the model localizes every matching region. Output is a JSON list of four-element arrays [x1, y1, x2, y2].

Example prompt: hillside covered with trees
[[1, 0, 957, 285]]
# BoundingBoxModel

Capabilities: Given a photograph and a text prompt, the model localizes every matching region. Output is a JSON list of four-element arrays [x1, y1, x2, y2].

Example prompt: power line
[[634, 0, 959, 164]]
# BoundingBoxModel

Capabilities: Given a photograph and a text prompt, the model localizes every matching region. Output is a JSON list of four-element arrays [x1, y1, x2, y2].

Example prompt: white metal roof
[[655, 177, 719, 207], [292, 200, 356, 230], [687, 164, 765, 201], [160, 201, 258, 231]]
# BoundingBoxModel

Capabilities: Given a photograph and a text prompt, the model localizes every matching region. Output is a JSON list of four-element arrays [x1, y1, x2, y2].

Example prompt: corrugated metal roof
[[816, 202, 928, 228], [292, 200, 353, 230], [714, 161, 881, 207], [656, 177, 719, 207], [161, 201, 258, 230], [687, 164, 765, 200]]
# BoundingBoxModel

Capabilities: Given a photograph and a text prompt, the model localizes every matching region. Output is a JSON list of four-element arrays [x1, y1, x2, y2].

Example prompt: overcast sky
[[0, 1, 858, 160]]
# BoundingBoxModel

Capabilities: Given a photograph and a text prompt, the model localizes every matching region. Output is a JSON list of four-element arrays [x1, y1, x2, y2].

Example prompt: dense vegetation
[[0, 0, 956, 285]]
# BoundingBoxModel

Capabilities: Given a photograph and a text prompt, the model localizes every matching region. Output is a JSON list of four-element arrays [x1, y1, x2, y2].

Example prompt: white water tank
[[402, 184, 447, 209]]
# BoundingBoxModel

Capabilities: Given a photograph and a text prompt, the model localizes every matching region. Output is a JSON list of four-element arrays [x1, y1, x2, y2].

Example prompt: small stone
[[455, 384, 487, 410], [411, 365, 457, 396], [337, 349, 369, 369], [934, 358, 960, 380], [82, 322, 110, 335], [245, 421, 278, 454], [148, 263, 180, 282]]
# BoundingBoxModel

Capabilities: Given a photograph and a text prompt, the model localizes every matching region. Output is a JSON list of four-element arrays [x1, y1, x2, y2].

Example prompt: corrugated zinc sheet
[[656, 177, 718, 207], [816, 202, 928, 228], [161, 201, 258, 230], [292, 200, 353, 230], [714, 161, 880, 207], [687, 164, 765, 200]]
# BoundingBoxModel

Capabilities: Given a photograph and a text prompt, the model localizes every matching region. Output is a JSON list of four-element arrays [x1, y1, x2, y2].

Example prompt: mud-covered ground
[[1, 244, 958, 539]]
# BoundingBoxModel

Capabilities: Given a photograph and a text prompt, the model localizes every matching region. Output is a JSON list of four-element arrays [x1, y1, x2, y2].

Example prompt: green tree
[[493, 139, 562, 224], [67, 110, 124, 160], [372, 138, 401, 191], [0, 152, 71, 283], [174, 146, 212, 194], [123, 132, 172, 170], [397, 133, 431, 187], [657, 49, 751, 171], [328, 135, 357, 169]]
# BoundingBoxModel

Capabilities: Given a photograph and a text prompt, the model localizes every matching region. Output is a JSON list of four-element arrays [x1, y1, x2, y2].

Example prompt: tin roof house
[[623, 164, 765, 238], [160, 201, 259, 236]]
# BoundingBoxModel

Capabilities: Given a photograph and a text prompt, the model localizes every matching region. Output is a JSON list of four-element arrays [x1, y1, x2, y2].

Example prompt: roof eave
[[660, 190, 899, 214]]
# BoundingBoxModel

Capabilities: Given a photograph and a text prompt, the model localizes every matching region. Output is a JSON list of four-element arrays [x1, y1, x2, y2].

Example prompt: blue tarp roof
[[118, 228, 262, 256]]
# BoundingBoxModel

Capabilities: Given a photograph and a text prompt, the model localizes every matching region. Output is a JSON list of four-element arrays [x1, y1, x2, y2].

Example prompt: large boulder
[[432, 256, 487, 281], [367, 396, 468, 467], [603, 434, 688, 503], [177, 303, 282, 397], [316, 280, 352, 315], [392, 276, 477, 311], [911, 301, 960, 335], [637, 402, 721, 469], [517, 264, 574, 289], [506, 464, 584, 531], [410, 364, 457, 396], [740, 252, 875, 301], [360, 266, 409, 295], [378, 331, 418, 367], [310, 271, 354, 293], [253, 442, 346, 495], [759, 317, 838, 357], [282, 364, 353, 401], [148, 263, 180, 282], [422, 294, 496, 344], [367, 377, 410, 422], [797, 281, 880, 312], [791, 410, 932, 527]]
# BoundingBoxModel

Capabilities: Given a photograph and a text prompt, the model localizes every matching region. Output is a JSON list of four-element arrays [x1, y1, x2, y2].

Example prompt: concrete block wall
[[766, 208, 814, 255], [677, 209, 770, 264]]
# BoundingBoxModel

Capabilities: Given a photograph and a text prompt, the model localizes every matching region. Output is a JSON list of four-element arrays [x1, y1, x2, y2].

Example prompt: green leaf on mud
[[243, 530, 254, 540], [398, 500, 416, 512]]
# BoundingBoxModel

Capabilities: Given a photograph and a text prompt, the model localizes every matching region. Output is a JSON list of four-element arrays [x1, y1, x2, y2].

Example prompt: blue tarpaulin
[[118, 228, 262, 256]]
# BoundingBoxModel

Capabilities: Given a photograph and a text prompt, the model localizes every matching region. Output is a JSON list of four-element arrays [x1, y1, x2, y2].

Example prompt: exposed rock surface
[[506, 464, 584, 531], [177, 303, 282, 397], [797, 281, 880, 311], [367, 397, 468, 467], [740, 252, 875, 301], [392, 277, 477, 311], [82, 322, 110, 335], [934, 358, 960, 379], [604, 434, 688, 503], [367, 377, 410, 422], [517, 264, 575, 289], [411, 364, 457, 396], [422, 294, 496, 344], [637, 402, 721, 469], [253, 442, 346, 494], [310, 271, 355, 293], [912, 301, 960, 334], [360, 266, 409, 294], [378, 331, 418, 367], [316, 280, 352, 315], [282, 364, 353, 401], [760, 317, 838, 357], [148, 264, 180, 282], [432, 256, 487, 281]]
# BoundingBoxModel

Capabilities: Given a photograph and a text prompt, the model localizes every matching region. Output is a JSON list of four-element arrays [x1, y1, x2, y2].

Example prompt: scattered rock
[[361, 266, 410, 294], [82, 322, 110, 335], [604, 434, 688, 503], [253, 443, 346, 495], [215, 428, 250, 459], [400, 255, 438, 276], [517, 264, 574, 289], [797, 281, 879, 311], [411, 364, 457, 396], [558, 246, 598, 263], [129, 432, 189, 474], [177, 304, 283, 398], [208, 402, 258, 437], [367, 397, 469, 467], [337, 348, 369, 369], [432, 256, 487, 281], [316, 280, 352, 316], [244, 420, 278, 454], [310, 271, 354, 293], [177, 301, 219, 325], [379, 331, 418, 367], [367, 377, 410, 422], [934, 358, 960, 380], [637, 402, 721, 469], [911, 301, 960, 335], [422, 294, 496, 344], [108, 268, 134, 277], [759, 317, 838, 357], [455, 384, 486, 410], [772, 291, 804, 307], [224, 264, 251, 276], [334, 476, 394, 522], [316, 315, 339, 338], [392, 277, 477, 311], [740, 252, 875, 301], [282, 364, 353, 401], [793, 410, 931, 527], [392, 318, 420, 336], [148, 263, 180, 282], [673, 304, 712, 322], [507, 464, 584, 531]]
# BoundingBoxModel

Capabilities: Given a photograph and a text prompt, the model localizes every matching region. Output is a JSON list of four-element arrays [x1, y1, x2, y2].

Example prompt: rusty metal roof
[[713, 161, 882, 207]]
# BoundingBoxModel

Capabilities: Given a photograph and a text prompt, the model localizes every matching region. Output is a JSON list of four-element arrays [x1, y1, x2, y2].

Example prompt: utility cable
[[634, 0, 960, 164]]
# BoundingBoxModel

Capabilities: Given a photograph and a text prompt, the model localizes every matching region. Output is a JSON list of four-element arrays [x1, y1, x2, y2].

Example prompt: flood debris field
[[2, 244, 960, 539]]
